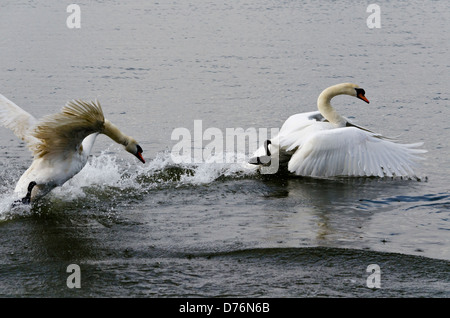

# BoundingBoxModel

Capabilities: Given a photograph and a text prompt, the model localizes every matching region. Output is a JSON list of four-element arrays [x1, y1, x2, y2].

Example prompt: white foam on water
[[51, 152, 133, 200], [0, 150, 257, 220], [178, 152, 257, 185], [0, 182, 32, 221]]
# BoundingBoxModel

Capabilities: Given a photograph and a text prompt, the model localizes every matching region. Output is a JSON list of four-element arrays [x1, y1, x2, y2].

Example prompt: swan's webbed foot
[[13, 181, 37, 206], [22, 181, 37, 204]]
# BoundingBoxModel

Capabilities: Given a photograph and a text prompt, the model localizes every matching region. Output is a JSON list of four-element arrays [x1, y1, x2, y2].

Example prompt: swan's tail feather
[[31, 100, 105, 159]]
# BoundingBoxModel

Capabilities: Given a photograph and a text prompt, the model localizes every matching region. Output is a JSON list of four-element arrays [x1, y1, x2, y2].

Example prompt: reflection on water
[[251, 175, 432, 251]]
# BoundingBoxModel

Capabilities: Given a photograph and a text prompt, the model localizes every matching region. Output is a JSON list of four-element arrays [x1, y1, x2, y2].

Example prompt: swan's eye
[[136, 145, 143, 154], [355, 88, 366, 96]]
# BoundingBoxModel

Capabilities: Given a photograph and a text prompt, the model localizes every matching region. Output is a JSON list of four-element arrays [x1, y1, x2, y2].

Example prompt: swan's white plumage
[[285, 126, 424, 177], [250, 83, 426, 178], [0, 94, 38, 145], [0, 94, 145, 203]]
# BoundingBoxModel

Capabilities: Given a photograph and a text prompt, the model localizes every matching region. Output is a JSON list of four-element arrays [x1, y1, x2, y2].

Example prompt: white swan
[[249, 83, 426, 178], [0, 94, 145, 204]]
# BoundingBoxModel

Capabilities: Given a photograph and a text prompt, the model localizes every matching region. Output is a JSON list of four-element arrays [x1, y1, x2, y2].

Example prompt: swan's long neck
[[317, 84, 349, 127], [103, 119, 132, 146]]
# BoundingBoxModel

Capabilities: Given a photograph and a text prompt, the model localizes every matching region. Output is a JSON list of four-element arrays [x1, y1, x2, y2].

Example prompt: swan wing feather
[[30, 100, 105, 159], [0, 94, 38, 144], [287, 127, 426, 178]]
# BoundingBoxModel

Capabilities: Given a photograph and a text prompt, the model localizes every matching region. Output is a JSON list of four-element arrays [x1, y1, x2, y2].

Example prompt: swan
[[249, 83, 426, 178], [0, 94, 145, 204]]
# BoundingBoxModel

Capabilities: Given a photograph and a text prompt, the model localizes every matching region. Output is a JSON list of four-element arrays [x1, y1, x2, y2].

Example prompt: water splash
[[138, 151, 257, 187], [0, 160, 26, 221], [0, 150, 257, 220]]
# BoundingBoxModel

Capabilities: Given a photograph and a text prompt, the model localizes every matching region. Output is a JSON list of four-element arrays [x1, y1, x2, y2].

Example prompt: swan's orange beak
[[358, 93, 370, 104], [136, 152, 145, 164], [135, 145, 145, 163]]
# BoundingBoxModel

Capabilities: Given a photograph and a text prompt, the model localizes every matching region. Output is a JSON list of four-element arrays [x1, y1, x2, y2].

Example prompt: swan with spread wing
[[249, 83, 426, 178], [0, 94, 145, 204]]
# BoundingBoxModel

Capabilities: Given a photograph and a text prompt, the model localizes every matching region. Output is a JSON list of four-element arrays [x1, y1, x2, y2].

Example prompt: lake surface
[[0, 0, 449, 297]]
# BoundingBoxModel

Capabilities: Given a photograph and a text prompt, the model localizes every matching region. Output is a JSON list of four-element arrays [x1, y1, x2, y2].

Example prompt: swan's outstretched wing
[[287, 127, 426, 178], [0, 94, 38, 144], [30, 100, 105, 159]]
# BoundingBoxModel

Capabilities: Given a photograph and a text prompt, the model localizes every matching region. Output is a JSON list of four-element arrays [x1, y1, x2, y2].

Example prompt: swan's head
[[354, 87, 370, 104], [126, 139, 145, 163], [345, 83, 370, 103], [317, 83, 370, 126]]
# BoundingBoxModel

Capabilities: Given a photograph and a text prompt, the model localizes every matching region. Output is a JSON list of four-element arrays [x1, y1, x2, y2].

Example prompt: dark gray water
[[0, 0, 449, 298]]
